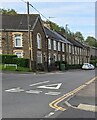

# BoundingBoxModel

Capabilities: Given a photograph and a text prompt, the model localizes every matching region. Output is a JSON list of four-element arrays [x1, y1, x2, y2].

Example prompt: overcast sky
[[0, 0, 96, 39]]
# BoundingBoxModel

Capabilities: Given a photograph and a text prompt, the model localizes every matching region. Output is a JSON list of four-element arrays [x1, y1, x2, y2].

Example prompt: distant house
[[89, 46, 97, 60]]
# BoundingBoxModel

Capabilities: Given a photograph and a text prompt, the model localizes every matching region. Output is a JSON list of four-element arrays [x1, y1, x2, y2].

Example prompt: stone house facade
[[0, 14, 91, 70], [0, 14, 47, 70]]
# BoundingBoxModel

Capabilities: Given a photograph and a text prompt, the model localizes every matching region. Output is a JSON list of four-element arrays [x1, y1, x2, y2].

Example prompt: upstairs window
[[53, 40, 56, 50], [62, 43, 65, 52], [15, 34, 22, 47], [58, 42, 61, 51], [48, 39, 51, 49], [37, 33, 41, 49]]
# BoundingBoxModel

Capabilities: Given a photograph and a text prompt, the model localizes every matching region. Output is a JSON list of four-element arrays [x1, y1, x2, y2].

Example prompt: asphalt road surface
[[2, 69, 96, 118]]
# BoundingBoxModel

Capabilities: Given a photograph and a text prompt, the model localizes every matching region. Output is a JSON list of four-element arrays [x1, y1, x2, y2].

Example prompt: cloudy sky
[[0, 0, 96, 39]]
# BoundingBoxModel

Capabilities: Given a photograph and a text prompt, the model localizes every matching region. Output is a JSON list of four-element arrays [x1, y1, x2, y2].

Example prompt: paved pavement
[[57, 79, 96, 118]]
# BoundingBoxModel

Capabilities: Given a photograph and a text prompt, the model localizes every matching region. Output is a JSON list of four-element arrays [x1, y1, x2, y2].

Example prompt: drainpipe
[[6, 32, 9, 54]]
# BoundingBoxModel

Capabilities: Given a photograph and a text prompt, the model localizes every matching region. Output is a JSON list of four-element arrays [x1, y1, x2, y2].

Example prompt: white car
[[82, 63, 95, 70]]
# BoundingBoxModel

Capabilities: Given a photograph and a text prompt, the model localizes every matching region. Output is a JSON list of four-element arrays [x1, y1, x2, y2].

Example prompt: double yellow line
[[49, 76, 97, 111]]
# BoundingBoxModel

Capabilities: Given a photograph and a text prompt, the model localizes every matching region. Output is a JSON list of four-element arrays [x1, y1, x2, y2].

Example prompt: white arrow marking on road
[[29, 81, 49, 86], [37, 83, 62, 90], [5, 87, 24, 92], [45, 92, 61, 96], [26, 90, 42, 94]]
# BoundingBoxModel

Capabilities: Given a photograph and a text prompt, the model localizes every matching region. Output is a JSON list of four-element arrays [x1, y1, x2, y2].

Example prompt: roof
[[60, 33, 85, 48], [1, 14, 40, 30], [44, 26, 72, 44]]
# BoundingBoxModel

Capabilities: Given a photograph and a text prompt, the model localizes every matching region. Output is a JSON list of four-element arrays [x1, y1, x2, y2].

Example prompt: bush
[[65, 64, 82, 70], [0, 54, 29, 68], [37, 63, 44, 71], [90, 59, 97, 67], [14, 58, 29, 68], [0, 54, 17, 64]]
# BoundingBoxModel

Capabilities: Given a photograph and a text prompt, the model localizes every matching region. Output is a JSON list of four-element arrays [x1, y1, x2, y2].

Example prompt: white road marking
[[45, 92, 61, 96], [5, 87, 24, 92], [44, 112, 55, 118], [26, 90, 42, 94], [37, 83, 62, 90], [77, 104, 97, 112], [29, 81, 49, 86]]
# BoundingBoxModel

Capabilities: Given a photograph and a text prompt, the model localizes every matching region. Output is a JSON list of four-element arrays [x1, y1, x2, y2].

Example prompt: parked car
[[82, 63, 95, 70]]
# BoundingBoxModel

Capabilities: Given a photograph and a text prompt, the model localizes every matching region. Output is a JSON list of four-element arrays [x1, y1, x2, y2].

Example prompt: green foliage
[[0, 54, 17, 64], [74, 32, 84, 43], [85, 36, 97, 48], [0, 8, 17, 15], [14, 58, 29, 68], [0, 54, 29, 68], [0, 64, 30, 72], [90, 59, 97, 67], [65, 64, 82, 70]]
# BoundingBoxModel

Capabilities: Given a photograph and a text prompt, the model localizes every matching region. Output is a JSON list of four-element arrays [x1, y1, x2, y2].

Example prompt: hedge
[[0, 54, 17, 64], [14, 58, 29, 68], [0, 54, 29, 68], [65, 64, 82, 70]]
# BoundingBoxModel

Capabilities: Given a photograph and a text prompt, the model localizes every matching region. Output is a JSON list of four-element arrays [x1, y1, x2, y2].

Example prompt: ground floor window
[[48, 53, 51, 64], [15, 51, 23, 58], [54, 53, 57, 62], [58, 54, 61, 61], [62, 54, 65, 61], [37, 51, 42, 63]]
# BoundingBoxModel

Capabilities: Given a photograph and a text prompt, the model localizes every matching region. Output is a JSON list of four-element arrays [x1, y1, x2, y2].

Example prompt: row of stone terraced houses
[[0, 14, 90, 70]]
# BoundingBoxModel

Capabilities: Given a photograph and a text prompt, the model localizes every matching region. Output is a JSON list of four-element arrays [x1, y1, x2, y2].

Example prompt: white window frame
[[14, 34, 22, 47], [62, 43, 65, 52], [15, 51, 23, 58], [37, 51, 42, 63], [69, 45, 71, 53], [48, 38, 51, 49], [62, 54, 65, 61], [53, 40, 56, 50], [54, 53, 57, 62], [58, 42, 61, 51], [37, 33, 41, 49]]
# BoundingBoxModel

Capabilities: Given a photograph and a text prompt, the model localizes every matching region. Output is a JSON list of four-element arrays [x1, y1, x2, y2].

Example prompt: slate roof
[[1, 14, 40, 30], [58, 32, 84, 48], [44, 26, 72, 44]]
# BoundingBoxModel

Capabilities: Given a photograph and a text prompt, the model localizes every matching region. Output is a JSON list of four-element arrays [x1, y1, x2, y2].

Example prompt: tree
[[85, 36, 97, 47], [0, 9, 17, 15], [74, 31, 84, 43]]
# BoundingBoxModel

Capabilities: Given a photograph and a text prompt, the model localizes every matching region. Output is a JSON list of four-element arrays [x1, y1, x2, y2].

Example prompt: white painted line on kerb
[[5, 87, 24, 92], [45, 92, 61, 96], [29, 81, 49, 86], [26, 90, 42, 94], [44, 112, 55, 118], [77, 104, 97, 112]]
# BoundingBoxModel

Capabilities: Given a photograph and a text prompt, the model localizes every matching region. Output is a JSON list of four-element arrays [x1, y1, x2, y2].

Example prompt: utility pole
[[27, 1, 32, 71], [65, 24, 68, 40], [65, 24, 68, 64]]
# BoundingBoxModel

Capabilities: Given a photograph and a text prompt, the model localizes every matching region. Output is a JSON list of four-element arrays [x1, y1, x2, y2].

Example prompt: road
[[2, 69, 96, 118]]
